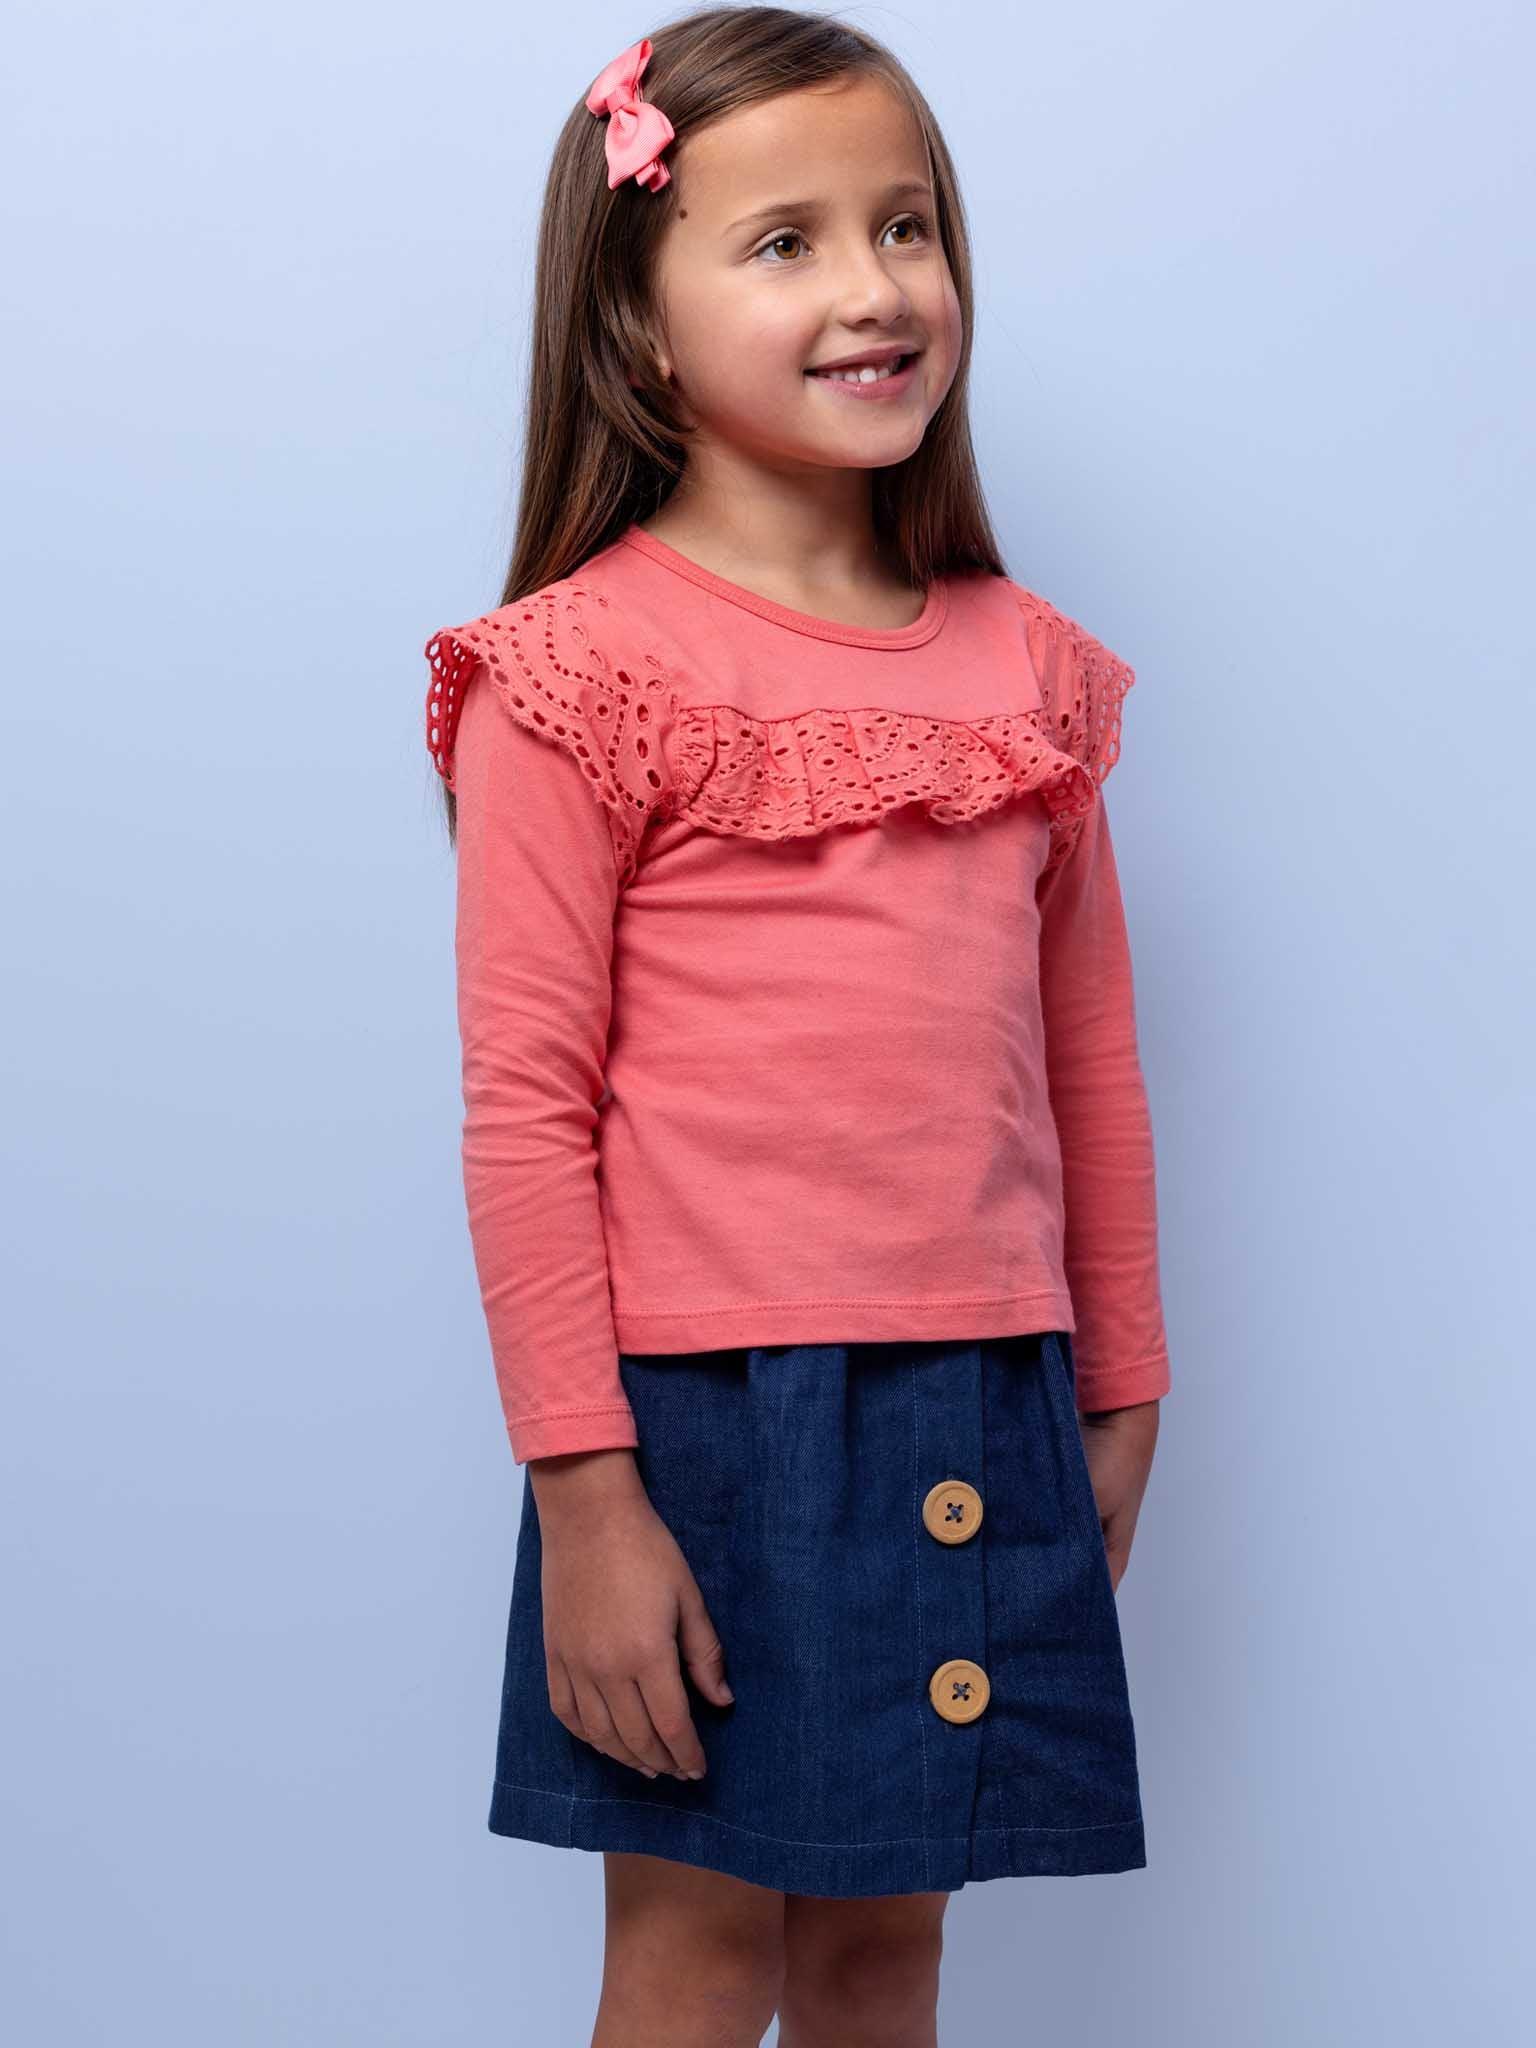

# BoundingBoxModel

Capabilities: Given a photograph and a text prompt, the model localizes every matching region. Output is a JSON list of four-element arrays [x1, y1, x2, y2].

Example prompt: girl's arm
[[451, 670, 728, 1777], [450, 667, 641, 1466], [1036, 790, 1171, 1414]]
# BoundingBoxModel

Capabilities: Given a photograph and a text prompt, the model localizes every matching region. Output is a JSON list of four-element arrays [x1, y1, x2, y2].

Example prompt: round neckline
[[618, 523, 949, 648]]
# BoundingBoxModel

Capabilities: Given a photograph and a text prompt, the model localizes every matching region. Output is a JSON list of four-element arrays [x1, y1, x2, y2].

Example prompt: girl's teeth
[[812, 357, 906, 383]]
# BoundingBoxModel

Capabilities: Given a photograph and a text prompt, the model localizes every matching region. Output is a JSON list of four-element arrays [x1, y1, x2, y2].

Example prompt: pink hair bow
[[586, 36, 675, 193]]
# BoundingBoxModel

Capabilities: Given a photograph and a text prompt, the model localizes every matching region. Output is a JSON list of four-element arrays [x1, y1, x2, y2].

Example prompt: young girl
[[424, 8, 1168, 2041]]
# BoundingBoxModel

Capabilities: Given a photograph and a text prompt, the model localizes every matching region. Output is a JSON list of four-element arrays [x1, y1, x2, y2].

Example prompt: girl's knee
[[600, 1852, 788, 2028], [779, 1899, 947, 2041], [790, 1924, 943, 2000], [597, 1929, 784, 2047]]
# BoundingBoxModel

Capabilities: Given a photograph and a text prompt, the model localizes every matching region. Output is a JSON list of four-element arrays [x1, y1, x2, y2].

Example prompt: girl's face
[[647, 74, 963, 478]]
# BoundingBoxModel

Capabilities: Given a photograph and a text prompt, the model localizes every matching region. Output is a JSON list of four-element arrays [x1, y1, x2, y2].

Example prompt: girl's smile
[[805, 347, 923, 399]]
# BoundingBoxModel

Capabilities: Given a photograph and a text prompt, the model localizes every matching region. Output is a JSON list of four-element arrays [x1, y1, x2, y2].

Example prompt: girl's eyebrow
[[721, 177, 933, 238]]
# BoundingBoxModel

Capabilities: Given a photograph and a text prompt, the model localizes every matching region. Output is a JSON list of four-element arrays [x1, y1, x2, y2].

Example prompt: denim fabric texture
[[488, 1330, 1147, 1896]]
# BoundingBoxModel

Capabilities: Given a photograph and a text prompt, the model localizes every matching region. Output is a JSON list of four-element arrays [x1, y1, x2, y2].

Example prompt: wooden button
[[928, 1658, 990, 1723], [921, 1478, 983, 1544]]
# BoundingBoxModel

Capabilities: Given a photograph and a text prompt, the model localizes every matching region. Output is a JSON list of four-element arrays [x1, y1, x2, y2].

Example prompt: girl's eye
[[884, 212, 930, 248], [752, 213, 931, 265], [757, 229, 808, 265]]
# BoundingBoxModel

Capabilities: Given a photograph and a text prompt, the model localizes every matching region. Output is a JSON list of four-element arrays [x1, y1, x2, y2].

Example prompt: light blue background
[[6, 1, 1532, 2040]]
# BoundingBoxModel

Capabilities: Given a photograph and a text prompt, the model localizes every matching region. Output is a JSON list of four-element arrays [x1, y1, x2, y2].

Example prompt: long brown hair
[[434, 3, 1007, 841]]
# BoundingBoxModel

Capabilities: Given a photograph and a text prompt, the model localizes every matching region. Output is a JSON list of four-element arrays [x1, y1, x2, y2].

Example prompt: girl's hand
[[1077, 1399, 1160, 1593], [528, 1452, 734, 1781]]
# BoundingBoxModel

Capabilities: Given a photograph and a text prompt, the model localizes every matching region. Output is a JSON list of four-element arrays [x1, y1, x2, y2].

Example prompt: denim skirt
[[487, 1330, 1147, 1897]]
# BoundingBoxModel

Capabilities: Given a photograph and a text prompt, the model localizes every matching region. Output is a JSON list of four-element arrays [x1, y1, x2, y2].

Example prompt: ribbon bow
[[585, 37, 675, 193]]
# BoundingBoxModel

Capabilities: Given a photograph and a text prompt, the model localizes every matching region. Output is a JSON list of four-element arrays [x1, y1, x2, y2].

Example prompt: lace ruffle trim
[[425, 580, 1133, 885]]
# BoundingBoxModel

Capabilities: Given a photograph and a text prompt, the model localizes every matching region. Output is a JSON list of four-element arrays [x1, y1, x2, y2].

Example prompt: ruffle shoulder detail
[[425, 572, 1134, 885], [1007, 581, 1137, 873], [425, 577, 676, 886]]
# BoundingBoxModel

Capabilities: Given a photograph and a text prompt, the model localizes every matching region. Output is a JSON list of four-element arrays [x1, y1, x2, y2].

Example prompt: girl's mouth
[[805, 351, 921, 400]]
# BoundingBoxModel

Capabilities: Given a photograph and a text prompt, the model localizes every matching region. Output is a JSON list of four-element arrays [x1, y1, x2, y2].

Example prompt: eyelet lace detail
[[1009, 583, 1136, 873], [425, 577, 1134, 885], [426, 583, 673, 886]]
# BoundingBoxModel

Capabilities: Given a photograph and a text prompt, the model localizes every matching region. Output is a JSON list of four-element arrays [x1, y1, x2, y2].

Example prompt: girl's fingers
[[550, 1656, 706, 1781], [546, 1654, 579, 1730], [548, 1655, 600, 1752], [605, 1674, 697, 1779], [637, 1660, 707, 1778], [674, 1577, 734, 1706], [568, 1670, 647, 1771], [571, 1673, 633, 1767]]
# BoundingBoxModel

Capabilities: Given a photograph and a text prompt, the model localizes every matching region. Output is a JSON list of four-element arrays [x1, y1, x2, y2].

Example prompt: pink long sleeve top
[[425, 523, 1171, 1463]]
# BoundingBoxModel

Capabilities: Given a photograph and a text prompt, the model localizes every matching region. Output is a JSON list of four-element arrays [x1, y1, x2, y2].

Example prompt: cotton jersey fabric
[[489, 1328, 1147, 1893], [425, 523, 1171, 1462]]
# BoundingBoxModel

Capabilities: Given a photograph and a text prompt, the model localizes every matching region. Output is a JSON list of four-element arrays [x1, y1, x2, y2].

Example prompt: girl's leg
[[776, 1891, 952, 2048], [594, 1851, 787, 2048]]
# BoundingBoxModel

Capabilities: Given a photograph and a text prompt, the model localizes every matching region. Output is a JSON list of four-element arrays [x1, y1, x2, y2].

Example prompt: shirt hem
[[611, 1290, 1077, 1353]]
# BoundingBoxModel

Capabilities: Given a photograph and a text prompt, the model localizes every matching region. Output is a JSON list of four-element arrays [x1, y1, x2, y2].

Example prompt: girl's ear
[[642, 321, 673, 387], [637, 291, 677, 385], [627, 324, 674, 392]]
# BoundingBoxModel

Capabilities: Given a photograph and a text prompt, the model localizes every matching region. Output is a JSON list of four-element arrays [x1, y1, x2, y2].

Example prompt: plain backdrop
[[5, 1, 1533, 2041]]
